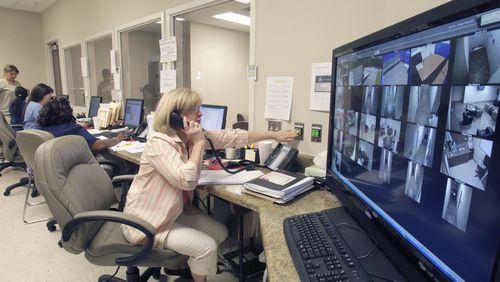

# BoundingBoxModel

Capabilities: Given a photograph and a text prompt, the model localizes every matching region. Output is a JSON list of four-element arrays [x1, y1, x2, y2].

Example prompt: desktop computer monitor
[[88, 96, 102, 118], [200, 104, 227, 131], [60, 94, 69, 101], [123, 98, 144, 129], [327, 0, 500, 281]]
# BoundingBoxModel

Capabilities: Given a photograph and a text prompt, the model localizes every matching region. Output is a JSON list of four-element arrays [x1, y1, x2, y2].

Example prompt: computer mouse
[[225, 161, 240, 169]]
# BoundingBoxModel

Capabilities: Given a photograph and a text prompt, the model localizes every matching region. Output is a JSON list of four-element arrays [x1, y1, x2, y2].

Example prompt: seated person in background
[[9, 86, 28, 125], [37, 96, 127, 153], [122, 88, 297, 282], [23, 83, 54, 129]]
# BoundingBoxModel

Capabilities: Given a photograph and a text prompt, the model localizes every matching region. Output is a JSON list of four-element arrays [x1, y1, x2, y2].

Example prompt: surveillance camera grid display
[[330, 9, 500, 282], [331, 25, 500, 243]]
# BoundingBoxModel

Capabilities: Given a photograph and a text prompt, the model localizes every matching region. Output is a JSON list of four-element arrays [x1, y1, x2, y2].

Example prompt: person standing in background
[[23, 83, 54, 129], [0, 64, 22, 122], [97, 68, 113, 103]]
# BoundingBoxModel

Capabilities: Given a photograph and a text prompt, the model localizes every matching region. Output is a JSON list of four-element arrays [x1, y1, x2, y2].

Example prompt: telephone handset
[[264, 143, 298, 171], [170, 111, 184, 129]]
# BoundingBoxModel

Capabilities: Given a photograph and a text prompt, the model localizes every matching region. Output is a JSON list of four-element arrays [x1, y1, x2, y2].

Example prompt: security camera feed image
[[408, 86, 441, 127], [329, 6, 500, 282], [346, 110, 359, 136], [447, 86, 499, 138], [403, 123, 436, 167], [410, 41, 450, 85], [404, 161, 424, 203], [452, 30, 500, 84], [441, 131, 492, 191], [378, 118, 401, 153], [382, 50, 410, 85], [380, 86, 405, 120], [409, 41, 451, 84], [362, 86, 380, 115], [334, 108, 344, 130], [379, 149, 393, 183], [362, 57, 383, 85], [343, 133, 357, 161], [359, 113, 377, 144], [357, 139, 374, 171], [442, 178, 473, 232]]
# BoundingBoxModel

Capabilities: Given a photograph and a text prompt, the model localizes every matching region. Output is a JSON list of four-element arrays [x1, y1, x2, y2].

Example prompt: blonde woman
[[0, 64, 22, 121], [123, 88, 297, 282]]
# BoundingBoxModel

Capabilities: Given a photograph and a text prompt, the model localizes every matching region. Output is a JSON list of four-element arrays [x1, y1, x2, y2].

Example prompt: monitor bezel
[[123, 98, 145, 128], [88, 96, 103, 118], [327, 0, 500, 281], [200, 104, 228, 130]]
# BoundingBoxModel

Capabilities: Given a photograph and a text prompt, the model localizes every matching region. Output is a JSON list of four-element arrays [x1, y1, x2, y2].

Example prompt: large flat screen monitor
[[88, 96, 102, 118], [200, 104, 227, 131], [123, 98, 144, 129], [328, 1, 500, 281]]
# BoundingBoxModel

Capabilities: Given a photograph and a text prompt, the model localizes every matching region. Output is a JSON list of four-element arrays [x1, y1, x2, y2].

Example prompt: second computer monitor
[[200, 104, 227, 131], [123, 98, 144, 129], [88, 96, 102, 118]]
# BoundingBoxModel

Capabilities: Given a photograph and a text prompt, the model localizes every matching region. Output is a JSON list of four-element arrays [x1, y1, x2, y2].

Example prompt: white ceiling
[[0, 0, 57, 13]]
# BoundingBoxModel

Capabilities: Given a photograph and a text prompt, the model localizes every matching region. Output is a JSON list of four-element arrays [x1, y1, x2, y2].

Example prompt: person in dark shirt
[[9, 86, 28, 125], [38, 96, 126, 153]]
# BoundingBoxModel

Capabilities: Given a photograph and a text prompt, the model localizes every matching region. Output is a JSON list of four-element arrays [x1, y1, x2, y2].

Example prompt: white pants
[[163, 210, 228, 276]]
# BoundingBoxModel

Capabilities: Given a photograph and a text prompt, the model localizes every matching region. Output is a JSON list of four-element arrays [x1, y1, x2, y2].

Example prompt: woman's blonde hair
[[3, 64, 19, 74], [154, 88, 202, 136]]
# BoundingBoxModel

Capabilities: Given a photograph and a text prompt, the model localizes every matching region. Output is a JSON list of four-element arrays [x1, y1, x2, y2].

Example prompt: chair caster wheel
[[3, 190, 10, 196], [47, 224, 56, 232]]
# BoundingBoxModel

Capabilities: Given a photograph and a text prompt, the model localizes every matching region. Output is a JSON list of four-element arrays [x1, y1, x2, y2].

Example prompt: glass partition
[[64, 45, 85, 107], [173, 0, 250, 127], [120, 21, 161, 115], [87, 35, 113, 103]]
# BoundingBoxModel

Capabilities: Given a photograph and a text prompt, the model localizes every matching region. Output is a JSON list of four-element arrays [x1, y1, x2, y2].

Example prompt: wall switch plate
[[294, 122, 304, 140], [268, 120, 282, 131], [311, 124, 322, 143]]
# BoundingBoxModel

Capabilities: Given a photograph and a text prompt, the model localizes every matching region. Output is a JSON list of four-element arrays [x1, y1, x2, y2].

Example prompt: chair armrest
[[112, 174, 135, 186], [98, 160, 120, 177], [62, 210, 156, 266]]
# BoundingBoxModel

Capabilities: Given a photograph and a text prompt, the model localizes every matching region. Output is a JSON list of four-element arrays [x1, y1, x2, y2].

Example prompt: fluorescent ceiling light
[[213, 12, 250, 26], [234, 0, 250, 4], [175, 17, 185, 22], [156, 20, 161, 24]]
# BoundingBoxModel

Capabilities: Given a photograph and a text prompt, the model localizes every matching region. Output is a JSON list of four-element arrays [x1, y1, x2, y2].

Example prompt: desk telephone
[[264, 143, 298, 171]]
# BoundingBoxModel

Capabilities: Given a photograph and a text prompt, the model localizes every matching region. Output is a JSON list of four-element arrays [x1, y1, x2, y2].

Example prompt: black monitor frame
[[200, 104, 228, 130], [327, 0, 500, 281], [123, 98, 144, 129], [88, 96, 102, 118]]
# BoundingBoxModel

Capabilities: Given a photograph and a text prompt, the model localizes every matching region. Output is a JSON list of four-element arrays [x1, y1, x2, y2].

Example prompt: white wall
[[190, 22, 249, 127], [0, 8, 47, 90], [486, 29, 500, 75]]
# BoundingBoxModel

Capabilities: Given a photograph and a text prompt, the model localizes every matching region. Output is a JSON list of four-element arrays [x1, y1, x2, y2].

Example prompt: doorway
[[48, 41, 63, 95]]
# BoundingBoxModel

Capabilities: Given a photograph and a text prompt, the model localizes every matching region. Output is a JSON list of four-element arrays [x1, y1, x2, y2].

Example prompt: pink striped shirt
[[123, 129, 248, 247]]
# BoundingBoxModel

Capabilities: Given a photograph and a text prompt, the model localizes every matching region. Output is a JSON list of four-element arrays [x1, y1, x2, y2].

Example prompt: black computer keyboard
[[284, 211, 371, 282]]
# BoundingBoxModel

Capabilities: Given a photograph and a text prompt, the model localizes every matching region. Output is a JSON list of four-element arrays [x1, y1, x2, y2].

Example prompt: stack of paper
[[199, 170, 264, 185], [242, 170, 314, 204]]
